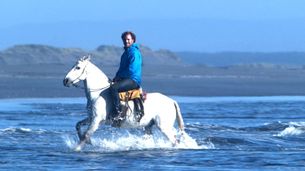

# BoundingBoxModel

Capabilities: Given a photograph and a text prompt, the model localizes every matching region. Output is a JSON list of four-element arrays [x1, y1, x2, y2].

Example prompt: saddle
[[118, 88, 145, 122], [119, 89, 142, 101]]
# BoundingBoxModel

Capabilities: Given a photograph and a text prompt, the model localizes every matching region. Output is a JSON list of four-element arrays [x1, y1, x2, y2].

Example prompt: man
[[111, 31, 142, 121]]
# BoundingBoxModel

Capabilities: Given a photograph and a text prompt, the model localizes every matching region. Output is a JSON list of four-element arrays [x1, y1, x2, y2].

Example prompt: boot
[[113, 109, 125, 121], [113, 105, 126, 126]]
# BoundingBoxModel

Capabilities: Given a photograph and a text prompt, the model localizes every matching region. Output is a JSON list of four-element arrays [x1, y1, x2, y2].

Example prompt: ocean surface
[[1, 96, 305, 170]]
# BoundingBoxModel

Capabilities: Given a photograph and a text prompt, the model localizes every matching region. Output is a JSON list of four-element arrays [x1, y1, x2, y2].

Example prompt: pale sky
[[1, 0, 305, 52], [1, 0, 304, 25]]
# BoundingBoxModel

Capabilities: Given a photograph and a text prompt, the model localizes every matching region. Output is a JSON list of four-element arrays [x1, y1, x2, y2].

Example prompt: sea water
[[1, 96, 305, 170]]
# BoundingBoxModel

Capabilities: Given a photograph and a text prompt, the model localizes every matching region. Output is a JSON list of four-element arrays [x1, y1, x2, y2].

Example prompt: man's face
[[123, 34, 134, 48]]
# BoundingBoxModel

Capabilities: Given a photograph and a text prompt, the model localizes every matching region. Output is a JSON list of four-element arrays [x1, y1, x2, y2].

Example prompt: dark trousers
[[110, 78, 139, 112]]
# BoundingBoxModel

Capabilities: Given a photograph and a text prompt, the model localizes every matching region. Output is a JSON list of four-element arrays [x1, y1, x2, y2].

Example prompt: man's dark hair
[[121, 31, 136, 42]]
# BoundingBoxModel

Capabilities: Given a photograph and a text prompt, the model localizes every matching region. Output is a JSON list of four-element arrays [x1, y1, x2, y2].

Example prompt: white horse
[[63, 56, 185, 151]]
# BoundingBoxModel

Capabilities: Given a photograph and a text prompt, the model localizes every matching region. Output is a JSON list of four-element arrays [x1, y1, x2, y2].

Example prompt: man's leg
[[111, 79, 139, 120]]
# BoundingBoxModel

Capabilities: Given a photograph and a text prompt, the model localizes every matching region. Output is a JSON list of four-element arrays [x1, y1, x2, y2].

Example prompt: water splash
[[63, 131, 208, 152], [62, 134, 79, 149]]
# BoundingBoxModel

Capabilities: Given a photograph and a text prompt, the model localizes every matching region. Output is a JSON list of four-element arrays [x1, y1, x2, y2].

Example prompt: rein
[[73, 82, 111, 92]]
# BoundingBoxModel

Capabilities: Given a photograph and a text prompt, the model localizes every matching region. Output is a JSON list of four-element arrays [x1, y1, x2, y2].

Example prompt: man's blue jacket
[[115, 43, 142, 85]]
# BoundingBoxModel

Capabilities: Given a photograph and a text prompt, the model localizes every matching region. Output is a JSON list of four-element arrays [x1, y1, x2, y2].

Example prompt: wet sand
[[1, 75, 305, 99], [1, 64, 305, 98]]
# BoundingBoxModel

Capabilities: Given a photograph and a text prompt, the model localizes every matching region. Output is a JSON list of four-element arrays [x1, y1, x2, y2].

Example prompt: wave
[[187, 121, 288, 133], [185, 121, 305, 149], [276, 126, 304, 137], [275, 122, 305, 137], [188, 121, 305, 133], [0, 127, 47, 134]]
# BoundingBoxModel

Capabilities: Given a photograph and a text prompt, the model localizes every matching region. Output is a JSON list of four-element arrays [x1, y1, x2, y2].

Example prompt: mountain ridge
[[0, 44, 181, 66], [1, 44, 305, 68]]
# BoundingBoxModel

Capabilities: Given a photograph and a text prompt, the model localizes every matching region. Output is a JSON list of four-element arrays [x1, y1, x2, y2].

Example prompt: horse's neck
[[84, 63, 110, 100]]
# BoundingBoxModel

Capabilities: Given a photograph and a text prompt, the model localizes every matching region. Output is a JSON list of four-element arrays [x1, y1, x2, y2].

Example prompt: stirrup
[[113, 115, 125, 121], [113, 110, 125, 121]]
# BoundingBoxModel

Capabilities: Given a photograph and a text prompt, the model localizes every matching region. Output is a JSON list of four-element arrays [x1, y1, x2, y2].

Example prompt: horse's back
[[145, 92, 176, 104], [144, 92, 177, 117]]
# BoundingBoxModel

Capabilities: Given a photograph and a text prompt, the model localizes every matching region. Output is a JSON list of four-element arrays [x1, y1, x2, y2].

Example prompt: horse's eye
[[75, 66, 81, 70]]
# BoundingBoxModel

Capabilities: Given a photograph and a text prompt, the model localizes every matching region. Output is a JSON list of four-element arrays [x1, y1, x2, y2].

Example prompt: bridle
[[69, 60, 88, 87], [70, 60, 112, 92]]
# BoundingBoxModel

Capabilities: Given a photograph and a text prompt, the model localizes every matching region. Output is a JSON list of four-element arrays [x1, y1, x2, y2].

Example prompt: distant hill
[[177, 51, 305, 67], [2, 44, 305, 68], [0, 44, 181, 66]]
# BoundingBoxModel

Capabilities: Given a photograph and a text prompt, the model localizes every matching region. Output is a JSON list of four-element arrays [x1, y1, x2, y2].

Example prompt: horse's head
[[63, 55, 91, 87]]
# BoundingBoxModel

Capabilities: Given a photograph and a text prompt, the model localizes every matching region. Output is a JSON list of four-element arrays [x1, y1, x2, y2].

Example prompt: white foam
[[0, 127, 31, 133], [63, 131, 208, 152], [288, 121, 305, 127], [276, 126, 304, 137], [0, 127, 48, 134]]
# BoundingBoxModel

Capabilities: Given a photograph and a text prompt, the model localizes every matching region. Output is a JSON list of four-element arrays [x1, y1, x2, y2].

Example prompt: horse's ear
[[79, 54, 91, 61], [79, 56, 85, 61], [82, 54, 91, 61], [86, 54, 91, 61]]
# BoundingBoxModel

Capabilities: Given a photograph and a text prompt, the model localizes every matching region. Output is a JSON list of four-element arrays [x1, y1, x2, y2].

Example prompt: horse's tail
[[174, 101, 185, 131]]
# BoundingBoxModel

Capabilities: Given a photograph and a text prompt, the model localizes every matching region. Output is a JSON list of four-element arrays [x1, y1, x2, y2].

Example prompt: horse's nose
[[63, 78, 70, 87]]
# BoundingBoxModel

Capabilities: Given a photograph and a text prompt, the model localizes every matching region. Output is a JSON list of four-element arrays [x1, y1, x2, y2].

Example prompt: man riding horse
[[63, 55, 186, 151], [63, 32, 187, 151], [111, 31, 142, 123]]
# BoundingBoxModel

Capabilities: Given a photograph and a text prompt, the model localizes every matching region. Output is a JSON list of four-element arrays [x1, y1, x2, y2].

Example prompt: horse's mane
[[87, 60, 110, 81]]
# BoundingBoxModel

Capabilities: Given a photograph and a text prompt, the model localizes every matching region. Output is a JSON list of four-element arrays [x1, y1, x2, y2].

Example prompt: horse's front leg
[[75, 117, 91, 142], [75, 115, 103, 151]]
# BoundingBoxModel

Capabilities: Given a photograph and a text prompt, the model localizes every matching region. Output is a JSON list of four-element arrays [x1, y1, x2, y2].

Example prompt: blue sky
[[1, 0, 305, 52]]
